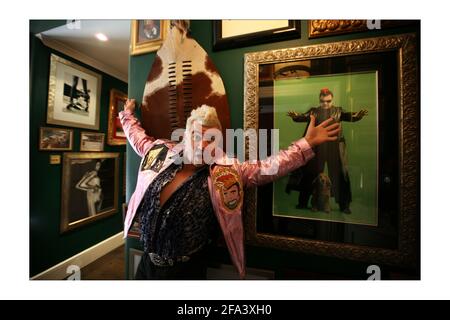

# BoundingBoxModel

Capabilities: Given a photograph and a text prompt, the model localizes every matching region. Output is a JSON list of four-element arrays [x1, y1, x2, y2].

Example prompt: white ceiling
[[38, 20, 131, 83]]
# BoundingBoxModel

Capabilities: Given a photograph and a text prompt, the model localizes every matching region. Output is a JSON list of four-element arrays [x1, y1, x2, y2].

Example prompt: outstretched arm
[[119, 99, 156, 157], [287, 110, 311, 122], [341, 109, 369, 122], [240, 115, 340, 187]]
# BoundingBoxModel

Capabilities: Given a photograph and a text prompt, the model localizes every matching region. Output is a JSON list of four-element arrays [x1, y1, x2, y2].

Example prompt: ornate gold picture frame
[[60, 152, 120, 233], [130, 20, 169, 55], [107, 89, 128, 146], [243, 34, 419, 268], [39, 127, 73, 151], [80, 132, 105, 152]]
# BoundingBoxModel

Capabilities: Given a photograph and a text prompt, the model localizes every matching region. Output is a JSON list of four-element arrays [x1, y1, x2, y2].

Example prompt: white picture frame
[[47, 54, 102, 130]]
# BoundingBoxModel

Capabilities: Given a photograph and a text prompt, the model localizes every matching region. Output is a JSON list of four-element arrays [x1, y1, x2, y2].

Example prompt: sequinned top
[[137, 163, 217, 259]]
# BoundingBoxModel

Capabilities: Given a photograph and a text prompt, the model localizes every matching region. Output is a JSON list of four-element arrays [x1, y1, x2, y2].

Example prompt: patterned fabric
[[137, 162, 217, 259]]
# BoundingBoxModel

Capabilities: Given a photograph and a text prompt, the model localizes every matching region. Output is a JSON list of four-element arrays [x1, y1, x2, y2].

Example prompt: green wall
[[126, 20, 420, 280], [30, 22, 128, 277]]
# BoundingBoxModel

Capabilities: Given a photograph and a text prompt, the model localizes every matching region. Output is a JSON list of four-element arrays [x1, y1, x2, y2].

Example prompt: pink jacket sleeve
[[239, 138, 315, 187], [119, 110, 156, 157]]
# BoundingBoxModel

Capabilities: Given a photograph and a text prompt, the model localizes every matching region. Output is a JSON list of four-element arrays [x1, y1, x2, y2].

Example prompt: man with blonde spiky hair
[[183, 105, 223, 167], [120, 99, 340, 279]]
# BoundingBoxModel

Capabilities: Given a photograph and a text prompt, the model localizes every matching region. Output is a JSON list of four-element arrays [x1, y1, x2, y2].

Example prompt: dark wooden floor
[[80, 245, 125, 280]]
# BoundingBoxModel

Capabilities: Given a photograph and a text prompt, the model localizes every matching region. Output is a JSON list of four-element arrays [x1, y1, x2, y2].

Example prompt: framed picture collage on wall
[[40, 52, 128, 233]]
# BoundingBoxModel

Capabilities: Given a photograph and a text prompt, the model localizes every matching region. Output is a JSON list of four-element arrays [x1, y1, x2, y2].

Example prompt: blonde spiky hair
[[185, 105, 222, 134]]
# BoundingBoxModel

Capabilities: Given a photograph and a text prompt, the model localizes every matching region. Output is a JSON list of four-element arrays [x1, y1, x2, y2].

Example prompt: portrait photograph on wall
[[60, 152, 119, 233], [107, 89, 127, 145], [80, 132, 105, 152], [47, 54, 102, 130], [273, 71, 378, 226], [244, 33, 419, 269], [130, 20, 169, 55]]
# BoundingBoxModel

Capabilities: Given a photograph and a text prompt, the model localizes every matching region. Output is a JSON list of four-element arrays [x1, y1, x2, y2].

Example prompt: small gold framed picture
[[130, 20, 169, 55], [39, 127, 73, 151], [80, 132, 105, 152], [60, 152, 119, 233], [107, 89, 127, 146]]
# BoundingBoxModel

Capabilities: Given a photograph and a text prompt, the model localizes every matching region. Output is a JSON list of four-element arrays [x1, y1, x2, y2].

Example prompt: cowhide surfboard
[[141, 21, 231, 142]]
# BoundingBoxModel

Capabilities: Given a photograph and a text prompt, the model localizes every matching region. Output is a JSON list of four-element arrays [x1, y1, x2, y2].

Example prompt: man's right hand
[[125, 99, 136, 113]]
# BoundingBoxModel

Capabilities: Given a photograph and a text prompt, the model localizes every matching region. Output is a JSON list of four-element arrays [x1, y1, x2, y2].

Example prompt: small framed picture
[[39, 127, 73, 151], [213, 20, 301, 51], [80, 132, 105, 152], [130, 20, 169, 55], [107, 89, 127, 146]]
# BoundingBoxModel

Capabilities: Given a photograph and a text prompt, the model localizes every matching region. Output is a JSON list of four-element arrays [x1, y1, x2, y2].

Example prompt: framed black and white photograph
[[60, 152, 119, 233], [107, 89, 127, 146], [47, 54, 102, 130], [39, 127, 73, 151], [213, 20, 301, 51], [80, 132, 105, 152]]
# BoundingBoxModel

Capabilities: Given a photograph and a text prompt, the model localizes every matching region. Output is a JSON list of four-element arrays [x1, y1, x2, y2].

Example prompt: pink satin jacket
[[120, 110, 315, 279]]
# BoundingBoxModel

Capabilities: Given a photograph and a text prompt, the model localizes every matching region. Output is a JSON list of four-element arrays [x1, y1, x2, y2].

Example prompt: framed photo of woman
[[60, 152, 119, 233]]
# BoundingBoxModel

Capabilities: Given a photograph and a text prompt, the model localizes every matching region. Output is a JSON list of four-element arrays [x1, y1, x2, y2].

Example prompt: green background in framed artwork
[[273, 71, 378, 226]]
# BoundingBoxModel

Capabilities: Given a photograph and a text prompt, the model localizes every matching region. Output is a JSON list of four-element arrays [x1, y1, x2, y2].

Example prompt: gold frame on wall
[[60, 152, 120, 233], [308, 20, 367, 38], [39, 127, 73, 151], [130, 20, 169, 55], [107, 89, 128, 146], [80, 131, 105, 152], [243, 34, 418, 268]]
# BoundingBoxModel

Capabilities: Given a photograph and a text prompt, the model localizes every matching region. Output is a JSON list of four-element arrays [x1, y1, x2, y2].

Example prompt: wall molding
[[36, 34, 128, 83], [31, 232, 124, 280]]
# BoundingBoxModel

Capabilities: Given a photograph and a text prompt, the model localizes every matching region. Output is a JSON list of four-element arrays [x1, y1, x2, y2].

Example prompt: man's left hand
[[304, 115, 340, 148]]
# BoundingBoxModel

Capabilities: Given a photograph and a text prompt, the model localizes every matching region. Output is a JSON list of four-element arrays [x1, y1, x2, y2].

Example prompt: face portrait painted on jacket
[[222, 183, 241, 210]]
